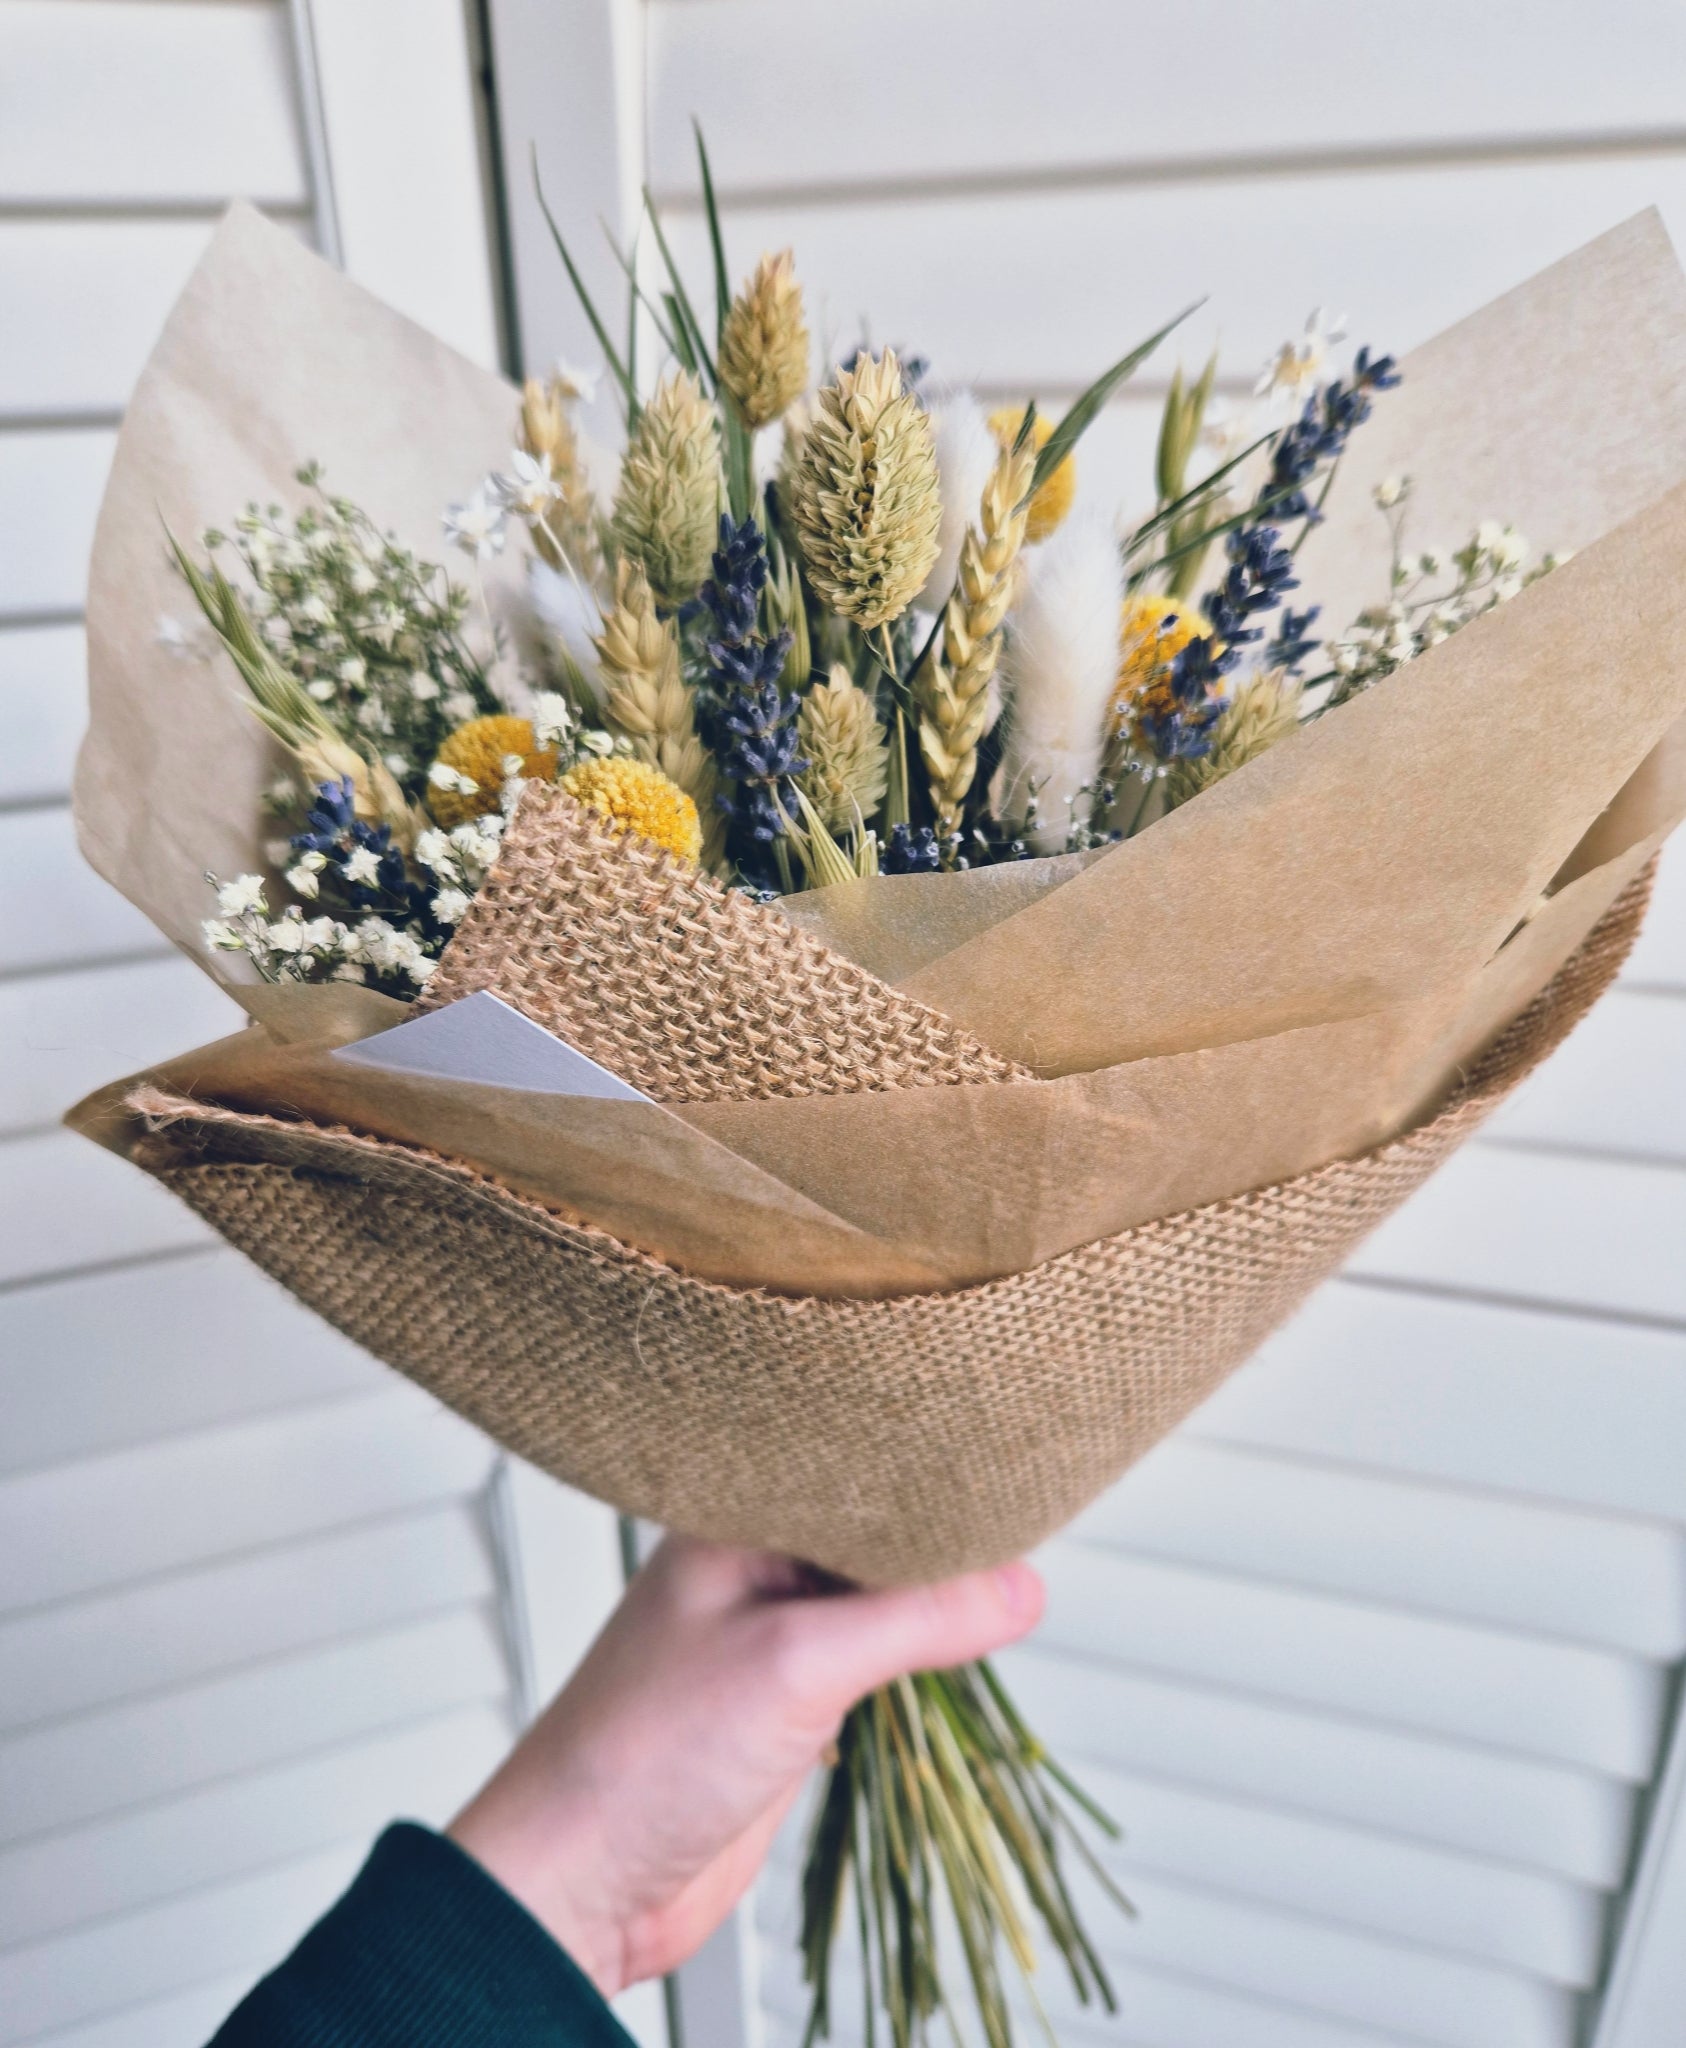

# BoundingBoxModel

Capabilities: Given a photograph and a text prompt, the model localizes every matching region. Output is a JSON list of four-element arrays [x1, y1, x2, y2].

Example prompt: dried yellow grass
[[791, 351, 941, 630], [519, 374, 601, 580], [611, 371, 724, 609], [594, 560, 727, 870], [719, 250, 810, 431], [913, 433, 1038, 843]]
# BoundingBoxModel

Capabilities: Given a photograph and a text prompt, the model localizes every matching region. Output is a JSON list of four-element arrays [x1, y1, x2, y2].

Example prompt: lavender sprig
[[1142, 526, 1302, 762], [696, 514, 804, 855]]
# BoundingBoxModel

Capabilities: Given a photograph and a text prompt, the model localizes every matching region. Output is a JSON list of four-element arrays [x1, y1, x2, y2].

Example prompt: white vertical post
[[480, 0, 646, 440], [1591, 1677, 1686, 2048]]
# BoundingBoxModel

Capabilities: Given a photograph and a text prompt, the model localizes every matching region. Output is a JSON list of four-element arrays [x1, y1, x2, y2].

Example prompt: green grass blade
[[1032, 299, 1204, 497], [531, 148, 636, 416], [693, 120, 732, 348], [641, 188, 716, 390]]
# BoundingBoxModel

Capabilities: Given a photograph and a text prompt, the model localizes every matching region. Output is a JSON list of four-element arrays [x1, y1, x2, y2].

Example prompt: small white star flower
[[264, 919, 306, 955], [285, 862, 322, 900], [432, 888, 470, 925], [443, 487, 508, 560], [1373, 475, 1410, 510], [1255, 308, 1348, 405], [493, 449, 563, 522]]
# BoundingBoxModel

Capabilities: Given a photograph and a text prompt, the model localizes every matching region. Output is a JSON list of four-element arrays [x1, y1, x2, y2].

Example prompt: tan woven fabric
[[417, 786, 1027, 1101], [126, 866, 1651, 1586]]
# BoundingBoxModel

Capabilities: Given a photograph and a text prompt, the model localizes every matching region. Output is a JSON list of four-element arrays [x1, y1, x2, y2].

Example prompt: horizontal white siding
[[0, 8, 539, 2045]]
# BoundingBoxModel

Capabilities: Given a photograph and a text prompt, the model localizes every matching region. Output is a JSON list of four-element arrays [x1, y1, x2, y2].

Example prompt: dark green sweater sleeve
[[209, 1823, 639, 2048]]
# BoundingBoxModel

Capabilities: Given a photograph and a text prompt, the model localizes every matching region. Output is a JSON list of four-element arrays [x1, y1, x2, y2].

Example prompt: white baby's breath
[[339, 845, 382, 887], [216, 874, 268, 916]]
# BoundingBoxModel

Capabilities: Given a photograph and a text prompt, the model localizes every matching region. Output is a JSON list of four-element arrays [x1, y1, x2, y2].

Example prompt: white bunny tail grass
[[996, 516, 1124, 852], [527, 557, 605, 710], [918, 391, 1002, 612]]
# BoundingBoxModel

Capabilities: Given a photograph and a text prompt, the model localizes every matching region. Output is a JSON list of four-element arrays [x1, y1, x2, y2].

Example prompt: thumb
[[777, 1563, 1044, 1715]]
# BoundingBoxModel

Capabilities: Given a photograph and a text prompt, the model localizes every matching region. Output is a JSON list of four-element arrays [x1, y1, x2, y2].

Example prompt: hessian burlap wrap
[[110, 783, 1656, 1586]]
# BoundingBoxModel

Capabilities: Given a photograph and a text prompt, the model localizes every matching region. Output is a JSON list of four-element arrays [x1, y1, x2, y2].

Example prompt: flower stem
[[799, 1661, 1127, 2048]]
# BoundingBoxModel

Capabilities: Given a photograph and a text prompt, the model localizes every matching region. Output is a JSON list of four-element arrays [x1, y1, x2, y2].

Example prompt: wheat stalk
[[519, 374, 601, 581], [913, 434, 1037, 845], [594, 560, 727, 870]]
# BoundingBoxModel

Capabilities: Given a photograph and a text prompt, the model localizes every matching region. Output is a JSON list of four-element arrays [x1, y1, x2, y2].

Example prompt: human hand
[[447, 1536, 1044, 1996]]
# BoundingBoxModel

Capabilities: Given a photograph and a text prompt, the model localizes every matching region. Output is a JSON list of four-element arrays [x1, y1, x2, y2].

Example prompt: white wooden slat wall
[[0, 7, 635, 2045], [629, 5, 1686, 2046]]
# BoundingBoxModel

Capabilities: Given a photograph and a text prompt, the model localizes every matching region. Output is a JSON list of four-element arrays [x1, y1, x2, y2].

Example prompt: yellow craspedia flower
[[560, 754, 702, 864], [987, 406, 1074, 544], [1111, 591, 1207, 730], [429, 715, 556, 827]]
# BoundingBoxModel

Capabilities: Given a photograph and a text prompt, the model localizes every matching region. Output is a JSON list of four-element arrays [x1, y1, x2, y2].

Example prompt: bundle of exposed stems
[[800, 1661, 1131, 2048]]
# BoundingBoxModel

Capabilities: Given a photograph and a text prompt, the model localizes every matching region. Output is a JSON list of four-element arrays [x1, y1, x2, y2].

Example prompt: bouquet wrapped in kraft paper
[[67, 199, 1686, 2048]]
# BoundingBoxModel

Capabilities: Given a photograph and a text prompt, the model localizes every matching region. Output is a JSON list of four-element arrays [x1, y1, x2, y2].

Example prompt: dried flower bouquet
[[67, 157, 1686, 2048]]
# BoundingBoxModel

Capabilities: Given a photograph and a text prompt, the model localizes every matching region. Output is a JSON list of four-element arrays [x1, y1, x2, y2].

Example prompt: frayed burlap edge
[[125, 866, 1651, 1585], [416, 785, 1028, 1101]]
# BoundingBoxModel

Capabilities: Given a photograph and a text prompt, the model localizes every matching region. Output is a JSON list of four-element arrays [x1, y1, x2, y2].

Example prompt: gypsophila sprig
[[210, 466, 498, 799], [1326, 481, 1563, 705]]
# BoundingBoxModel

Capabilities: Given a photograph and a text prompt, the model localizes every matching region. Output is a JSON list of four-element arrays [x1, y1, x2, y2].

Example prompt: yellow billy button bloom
[[1111, 591, 1209, 746], [428, 715, 557, 827], [561, 755, 703, 865], [987, 406, 1075, 544]]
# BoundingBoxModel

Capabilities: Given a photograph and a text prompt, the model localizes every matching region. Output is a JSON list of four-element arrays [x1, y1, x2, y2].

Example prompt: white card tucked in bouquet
[[332, 989, 650, 1101]]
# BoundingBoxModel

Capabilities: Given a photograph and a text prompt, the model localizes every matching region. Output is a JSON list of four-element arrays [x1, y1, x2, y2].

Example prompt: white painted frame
[[1593, 1679, 1686, 2047], [289, 3, 664, 2038]]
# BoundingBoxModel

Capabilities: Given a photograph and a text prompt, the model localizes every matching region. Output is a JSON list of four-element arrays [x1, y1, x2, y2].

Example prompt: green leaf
[[1031, 299, 1203, 499], [663, 292, 699, 377], [722, 397, 756, 523], [1124, 427, 1274, 552], [598, 220, 684, 366], [531, 148, 636, 418], [1154, 365, 1185, 504], [693, 120, 732, 349]]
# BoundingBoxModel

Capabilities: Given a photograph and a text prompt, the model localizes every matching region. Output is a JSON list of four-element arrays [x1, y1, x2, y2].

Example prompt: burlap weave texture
[[126, 867, 1651, 1586], [418, 787, 1027, 1101]]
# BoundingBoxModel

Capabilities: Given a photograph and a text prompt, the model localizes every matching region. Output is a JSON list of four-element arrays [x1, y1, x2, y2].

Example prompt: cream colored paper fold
[[74, 204, 527, 986]]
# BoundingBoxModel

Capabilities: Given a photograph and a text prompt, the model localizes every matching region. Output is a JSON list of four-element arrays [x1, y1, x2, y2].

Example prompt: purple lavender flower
[[696, 515, 805, 852]]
